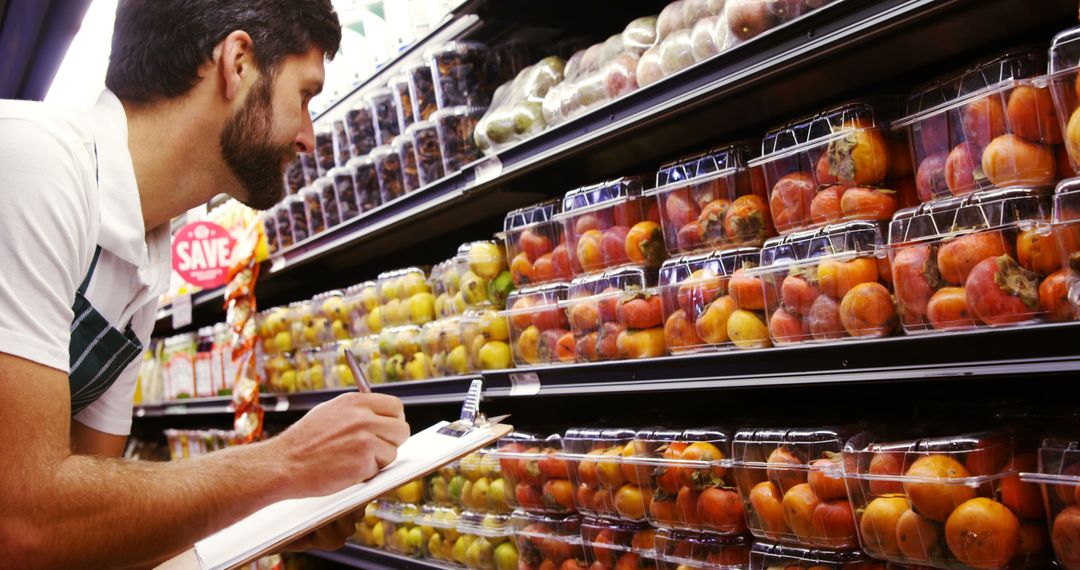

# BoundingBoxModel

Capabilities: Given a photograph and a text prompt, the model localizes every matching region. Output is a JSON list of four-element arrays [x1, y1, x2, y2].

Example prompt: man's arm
[[0, 353, 410, 569], [71, 421, 128, 457]]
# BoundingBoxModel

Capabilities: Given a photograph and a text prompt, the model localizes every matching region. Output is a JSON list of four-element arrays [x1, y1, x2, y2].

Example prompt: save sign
[[171, 221, 236, 288]]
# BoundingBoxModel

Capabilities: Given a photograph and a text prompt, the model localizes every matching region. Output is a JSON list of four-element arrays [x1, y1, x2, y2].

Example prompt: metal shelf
[[309, 544, 450, 570], [152, 287, 224, 336]]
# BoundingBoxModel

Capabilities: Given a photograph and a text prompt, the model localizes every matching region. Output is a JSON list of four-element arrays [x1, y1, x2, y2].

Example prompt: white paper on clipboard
[[174, 420, 511, 570]]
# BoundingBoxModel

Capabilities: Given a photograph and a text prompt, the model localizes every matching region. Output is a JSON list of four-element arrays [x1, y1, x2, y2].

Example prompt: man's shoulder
[[0, 98, 94, 151]]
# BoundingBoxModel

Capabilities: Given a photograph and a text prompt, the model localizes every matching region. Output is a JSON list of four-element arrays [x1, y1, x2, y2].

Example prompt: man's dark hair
[[105, 0, 341, 104]]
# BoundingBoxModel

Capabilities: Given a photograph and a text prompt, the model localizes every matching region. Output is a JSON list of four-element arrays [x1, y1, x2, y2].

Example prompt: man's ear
[[218, 30, 256, 102]]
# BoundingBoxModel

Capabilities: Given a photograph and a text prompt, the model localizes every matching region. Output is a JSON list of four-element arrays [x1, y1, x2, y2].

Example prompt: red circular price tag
[[171, 221, 236, 288]]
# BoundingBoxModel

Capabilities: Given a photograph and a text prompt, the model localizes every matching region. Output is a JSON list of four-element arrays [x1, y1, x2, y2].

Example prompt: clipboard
[[158, 379, 511, 570]]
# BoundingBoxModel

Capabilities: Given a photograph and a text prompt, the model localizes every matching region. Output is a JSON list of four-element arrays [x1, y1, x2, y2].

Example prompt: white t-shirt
[[0, 90, 171, 436]]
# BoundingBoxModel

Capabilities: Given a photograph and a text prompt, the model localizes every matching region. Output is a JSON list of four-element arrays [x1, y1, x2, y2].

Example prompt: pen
[[343, 348, 372, 393]]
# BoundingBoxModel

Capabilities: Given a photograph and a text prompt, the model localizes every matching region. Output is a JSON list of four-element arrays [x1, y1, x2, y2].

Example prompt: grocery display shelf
[[310, 544, 446, 570], [152, 287, 224, 335]]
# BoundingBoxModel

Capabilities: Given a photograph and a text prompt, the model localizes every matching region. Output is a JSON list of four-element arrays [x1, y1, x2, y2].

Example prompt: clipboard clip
[[437, 379, 508, 437]]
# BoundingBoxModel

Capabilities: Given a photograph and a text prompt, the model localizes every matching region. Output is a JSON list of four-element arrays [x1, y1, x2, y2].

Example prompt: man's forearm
[[6, 438, 291, 569]]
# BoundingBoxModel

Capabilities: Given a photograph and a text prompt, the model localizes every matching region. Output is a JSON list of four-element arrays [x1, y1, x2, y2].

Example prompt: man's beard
[[219, 74, 294, 210]]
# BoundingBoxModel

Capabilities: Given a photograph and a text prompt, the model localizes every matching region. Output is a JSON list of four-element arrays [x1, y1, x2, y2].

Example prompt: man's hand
[[270, 392, 411, 498]]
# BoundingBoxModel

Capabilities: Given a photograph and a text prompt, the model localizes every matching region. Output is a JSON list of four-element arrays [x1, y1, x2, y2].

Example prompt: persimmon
[[680, 441, 727, 483], [677, 269, 725, 317], [892, 244, 939, 322], [727, 267, 770, 310], [618, 293, 663, 329], [614, 484, 646, 520], [962, 96, 1008, 149], [1007, 84, 1062, 144], [577, 229, 606, 272], [818, 257, 879, 299], [569, 300, 601, 331], [945, 142, 981, 195], [1000, 452, 1046, 520], [697, 199, 733, 243], [927, 287, 975, 330], [945, 498, 1020, 569], [808, 458, 847, 501], [1040, 269, 1075, 322], [1052, 506, 1080, 569], [654, 442, 688, 495], [783, 483, 822, 542], [543, 478, 576, 509], [780, 273, 821, 315], [664, 309, 703, 352], [904, 455, 975, 522], [937, 231, 1010, 285], [916, 150, 950, 202], [981, 134, 1056, 188], [770, 171, 816, 231], [767, 447, 806, 493], [829, 123, 889, 186], [816, 151, 837, 186], [1017, 226, 1063, 276], [868, 451, 906, 496], [724, 194, 773, 245], [509, 296, 536, 329], [551, 244, 572, 280], [859, 496, 907, 556], [676, 221, 703, 251], [695, 295, 737, 345], [808, 294, 845, 340], [769, 307, 808, 344], [601, 226, 631, 267], [625, 221, 665, 267], [620, 442, 651, 487], [533, 253, 556, 283], [649, 497, 677, 523], [1018, 521, 1049, 554], [511, 252, 536, 286], [840, 186, 899, 221], [810, 185, 845, 225], [576, 332, 599, 361], [1058, 143, 1078, 179], [813, 499, 857, 548], [597, 447, 627, 488], [965, 255, 1040, 326], [749, 481, 791, 537], [665, 191, 701, 227], [698, 487, 746, 533], [676, 485, 701, 526], [839, 282, 897, 337]]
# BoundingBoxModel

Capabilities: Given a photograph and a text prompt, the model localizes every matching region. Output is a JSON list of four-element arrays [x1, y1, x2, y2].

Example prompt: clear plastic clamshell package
[[389, 73, 415, 134], [580, 516, 659, 570], [351, 503, 383, 549], [299, 152, 317, 186], [887, 187, 1060, 334], [313, 177, 340, 229], [748, 541, 878, 570], [1024, 437, 1080, 570], [555, 176, 666, 276], [504, 199, 575, 287], [405, 59, 438, 122], [350, 334, 385, 384], [757, 221, 897, 345], [376, 325, 428, 382], [435, 105, 486, 174], [510, 510, 587, 569], [328, 165, 361, 223], [300, 185, 326, 236], [732, 427, 858, 549], [561, 265, 666, 363], [900, 47, 1066, 202], [504, 283, 573, 367], [660, 247, 772, 354], [654, 527, 752, 570], [457, 448, 512, 515], [344, 104, 378, 157], [426, 460, 465, 510], [344, 281, 381, 337], [1052, 179, 1080, 320], [286, 193, 310, 243], [431, 258, 465, 318], [460, 308, 513, 371], [261, 210, 278, 255], [367, 87, 400, 146], [375, 498, 422, 557], [284, 157, 305, 195], [312, 289, 351, 342], [455, 240, 514, 310], [392, 134, 420, 193], [272, 203, 293, 249], [844, 430, 1049, 569], [474, 55, 566, 154], [490, 432, 576, 515], [408, 120, 446, 186], [377, 267, 436, 328], [564, 427, 647, 522], [420, 317, 470, 377], [371, 144, 406, 203], [455, 511, 518, 570], [314, 126, 335, 177], [415, 504, 464, 567], [625, 427, 746, 536], [429, 41, 494, 109], [346, 154, 382, 214], [332, 118, 351, 168], [648, 141, 773, 255], [750, 99, 916, 235]]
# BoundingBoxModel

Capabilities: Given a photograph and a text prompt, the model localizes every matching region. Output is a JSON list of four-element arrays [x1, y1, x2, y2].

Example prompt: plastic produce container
[[561, 265, 665, 363], [648, 141, 773, 255], [374, 498, 421, 557], [457, 448, 512, 514], [313, 177, 340, 228], [351, 503, 383, 549], [346, 155, 382, 213], [564, 427, 641, 521], [344, 105, 378, 157], [429, 41, 493, 109], [887, 187, 1057, 333], [732, 427, 858, 549], [314, 126, 335, 176], [542, 33, 645, 128], [626, 428, 746, 536], [504, 200, 574, 287], [749, 99, 915, 235], [299, 152, 317, 186], [286, 193, 310, 243], [844, 430, 1049, 569], [256, 305, 290, 355], [261, 210, 278, 255], [329, 166, 361, 223], [460, 308, 513, 371], [659, 247, 771, 354], [371, 145, 405, 203], [491, 432, 576, 515], [312, 289, 350, 342], [376, 325, 428, 382], [431, 258, 465, 318], [272, 203, 294, 250], [654, 528, 752, 570], [332, 118, 351, 167], [756, 221, 896, 345], [748, 541, 877, 570], [392, 134, 420, 193], [474, 55, 566, 154], [434, 105, 486, 173], [511, 510, 587, 569], [405, 59, 438, 121], [902, 48, 1063, 202], [1024, 438, 1080, 570], [455, 512, 517, 570], [426, 461, 464, 509], [455, 240, 513, 310], [284, 157, 305, 195], [345, 281, 381, 337], [366, 88, 400, 146], [415, 505, 463, 566], [408, 120, 446, 186], [389, 73, 415, 134], [300, 184, 326, 236], [350, 334, 385, 384], [580, 517, 659, 570], [420, 317, 469, 377], [1051, 178, 1080, 321], [504, 283, 572, 367], [555, 177, 666, 275], [377, 267, 435, 328]]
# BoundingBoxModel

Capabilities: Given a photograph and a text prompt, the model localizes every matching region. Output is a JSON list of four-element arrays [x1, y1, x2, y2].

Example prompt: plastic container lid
[[427, 40, 488, 58], [504, 199, 562, 233], [749, 541, 869, 566], [415, 505, 462, 530], [888, 186, 1051, 245], [1051, 26, 1080, 75], [732, 426, 853, 469], [370, 144, 397, 160], [509, 509, 582, 539], [653, 141, 758, 190], [843, 429, 1017, 484], [555, 177, 646, 219], [654, 528, 752, 568], [374, 499, 420, 523], [456, 511, 511, 536], [565, 265, 653, 301], [759, 221, 884, 271], [750, 99, 901, 167], [1054, 178, 1080, 223]]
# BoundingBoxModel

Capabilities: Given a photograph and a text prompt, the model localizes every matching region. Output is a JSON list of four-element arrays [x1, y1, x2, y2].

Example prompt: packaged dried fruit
[[392, 134, 420, 193], [408, 120, 445, 186], [429, 41, 493, 109], [261, 210, 278, 255], [504, 199, 574, 287], [580, 516, 659, 570], [405, 60, 438, 121], [456, 512, 516, 570], [286, 193, 310, 243], [346, 154, 381, 213], [273, 203, 294, 249], [314, 126, 335, 176], [475, 55, 566, 154], [554, 177, 665, 275], [491, 432, 576, 514], [1022, 438, 1080, 570], [414, 504, 463, 565], [284, 157, 305, 195], [750, 99, 915, 234], [511, 510, 587, 569], [757, 221, 896, 345], [367, 88, 400, 146], [648, 141, 772, 255], [561, 265, 663, 362], [372, 144, 406, 203], [732, 427, 859, 549], [331, 118, 351, 168], [313, 177, 340, 228], [329, 166, 361, 223], [460, 308, 513, 371], [564, 427, 643, 521], [844, 430, 1048, 569], [434, 105, 486, 173], [389, 73, 415, 134], [299, 152, 317, 186], [344, 105, 377, 156], [748, 541, 877, 570], [887, 187, 1057, 333], [654, 528, 752, 570], [660, 247, 771, 353], [1052, 179, 1080, 321], [503, 283, 572, 367], [300, 185, 325, 236], [626, 428, 746, 536]]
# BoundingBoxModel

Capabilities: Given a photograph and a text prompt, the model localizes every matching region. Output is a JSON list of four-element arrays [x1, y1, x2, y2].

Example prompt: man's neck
[[122, 98, 228, 232]]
